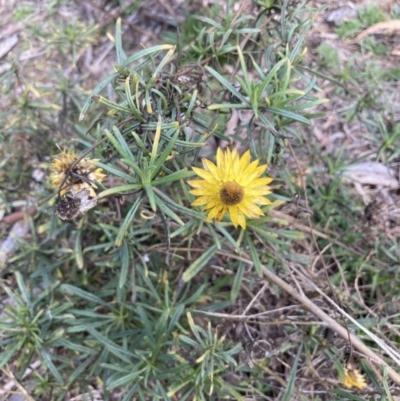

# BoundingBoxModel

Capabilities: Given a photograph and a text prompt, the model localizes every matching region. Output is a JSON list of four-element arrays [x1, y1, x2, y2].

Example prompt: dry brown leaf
[[356, 20, 400, 40]]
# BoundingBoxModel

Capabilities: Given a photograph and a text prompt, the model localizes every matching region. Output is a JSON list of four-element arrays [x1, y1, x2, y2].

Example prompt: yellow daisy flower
[[341, 362, 367, 390], [188, 148, 273, 229], [50, 150, 106, 197]]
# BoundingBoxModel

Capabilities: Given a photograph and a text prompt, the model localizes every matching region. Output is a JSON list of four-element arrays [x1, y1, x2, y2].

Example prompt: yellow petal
[[237, 209, 246, 229], [191, 167, 215, 183], [202, 158, 223, 182], [228, 205, 239, 227]]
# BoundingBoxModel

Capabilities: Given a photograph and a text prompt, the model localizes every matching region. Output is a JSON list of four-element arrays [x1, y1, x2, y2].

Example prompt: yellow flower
[[188, 148, 273, 229], [341, 362, 367, 390], [50, 150, 106, 197]]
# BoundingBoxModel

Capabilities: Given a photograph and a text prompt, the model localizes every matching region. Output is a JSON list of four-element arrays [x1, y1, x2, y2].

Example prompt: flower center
[[219, 181, 244, 206]]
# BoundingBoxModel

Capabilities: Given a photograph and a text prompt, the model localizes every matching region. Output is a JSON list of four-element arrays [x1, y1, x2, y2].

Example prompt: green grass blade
[[281, 343, 303, 401]]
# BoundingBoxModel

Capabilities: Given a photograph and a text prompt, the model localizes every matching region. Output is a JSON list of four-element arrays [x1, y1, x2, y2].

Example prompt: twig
[[242, 282, 268, 315], [287, 141, 354, 361], [230, 245, 400, 385], [1, 364, 37, 401]]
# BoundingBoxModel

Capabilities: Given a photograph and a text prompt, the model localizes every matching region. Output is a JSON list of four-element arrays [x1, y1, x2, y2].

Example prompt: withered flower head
[[50, 150, 106, 197], [55, 188, 98, 223], [340, 361, 367, 390]]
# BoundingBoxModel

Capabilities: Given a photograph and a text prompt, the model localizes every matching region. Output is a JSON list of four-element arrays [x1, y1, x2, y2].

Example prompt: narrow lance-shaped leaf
[[246, 232, 262, 277], [205, 65, 248, 104], [150, 126, 180, 180], [121, 44, 174, 68], [115, 18, 127, 65], [119, 239, 130, 288], [115, 195, 143, 247], [281, 343, 303, 401], [231, 261, 245, 302], [112, 125, 135, 160], [80, 72, 118, 120], [183, 243, 220, 282], [155, 195, 184, 226]]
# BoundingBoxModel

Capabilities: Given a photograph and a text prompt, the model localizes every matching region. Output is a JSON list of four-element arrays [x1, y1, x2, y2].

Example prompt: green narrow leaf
[[87, 327, 134, 364], [112, 125, 135, 160], [110, 374, 141, 391], [80, 72, 118, 120], [103, 128, 128, 159], [115, 195, 143, 246], [257, 57, 287, 100], [330, 389, 367, 401], [207, 103, 248, 111], [155, 195, 184, 225], [14, 272, 31, 308], [246, 233, 262, 277], [150, 127, 180, 180], [205, 66, 248, 104], [290, 19, 311, 63], [115, 18, 127, 65], [119, 240, 130, 288], [37, 345, 64, 384], [121, 44, 174, 68], [383, 367, 394, 401], [150, 46, 176, 81], [98, 183, 142, 199], [167, 304, 185, 335], [281, 343, 303, 401], [265, 107, 310, 125], [186, 311, 205, 345], [95, 96, 132, 113], [359, 359, 382, 393], [120, 384, 140, 401], [215, 225, 239, 252], [183, 243, 219, 282], [151, 169, 194, 186], [231, 262, 245, 302], [236, 46, 251, 92], [192, 15, 223, 29], [91, 161, 136, 182], [144, 184, 157, 212], [205, 223, 221, 250], [69, 354, 96, 383], [0, 338, 25, 370], [184, 89, 198, 120], [124, 76, 144, 121], [60, 284, 110, 307], [154, 188, 204, 220], [53, 338, 96, 355]]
